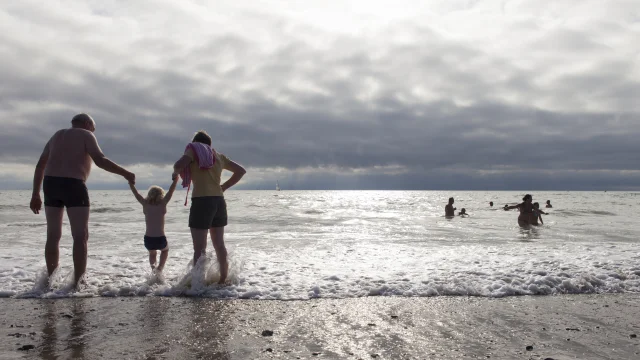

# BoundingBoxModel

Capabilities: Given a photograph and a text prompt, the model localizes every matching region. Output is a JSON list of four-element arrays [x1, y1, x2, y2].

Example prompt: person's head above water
[[489, 202, 494, 206], [523, 194, 532, 203], [192, 130, 212, 146], [71, 113, 96, 132], [460, 208, 467, 214], [448, 197, 454, 204], [546, 200, 551, 205]]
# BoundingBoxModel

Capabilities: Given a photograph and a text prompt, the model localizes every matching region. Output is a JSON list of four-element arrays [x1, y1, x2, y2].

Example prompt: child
[[458, 208, 469, 216], [532, 202, 548, 225], [128, 175, 178, 272]]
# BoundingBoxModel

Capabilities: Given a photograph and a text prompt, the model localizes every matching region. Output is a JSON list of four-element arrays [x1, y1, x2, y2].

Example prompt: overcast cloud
[[1, 0, 639, 190]]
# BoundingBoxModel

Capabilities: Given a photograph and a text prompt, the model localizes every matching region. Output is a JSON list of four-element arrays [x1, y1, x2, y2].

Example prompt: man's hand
[[30, 195, 42, 214], [124, 172, 135, 185]]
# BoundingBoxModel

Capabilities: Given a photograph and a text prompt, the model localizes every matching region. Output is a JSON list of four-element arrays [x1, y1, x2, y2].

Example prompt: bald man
[[30, 113, 135, 288]]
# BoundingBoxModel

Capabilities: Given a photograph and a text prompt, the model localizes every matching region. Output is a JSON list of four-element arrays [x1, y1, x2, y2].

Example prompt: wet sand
[[1, 294, 640, 359]]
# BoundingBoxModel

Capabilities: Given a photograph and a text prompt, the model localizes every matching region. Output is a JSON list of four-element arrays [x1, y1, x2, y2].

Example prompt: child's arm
[[128, 182, 145, 205], [538, 214, 544, 225], [163, 174, 179, 205]]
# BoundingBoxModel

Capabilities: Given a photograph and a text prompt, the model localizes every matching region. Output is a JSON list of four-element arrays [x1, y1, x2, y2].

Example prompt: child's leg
[[157, 248, 169, 272], [149, 250, 158, 269]]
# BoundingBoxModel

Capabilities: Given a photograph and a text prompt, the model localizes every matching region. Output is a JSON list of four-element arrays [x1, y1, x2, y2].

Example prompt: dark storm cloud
[[0, 1, 639, 189]]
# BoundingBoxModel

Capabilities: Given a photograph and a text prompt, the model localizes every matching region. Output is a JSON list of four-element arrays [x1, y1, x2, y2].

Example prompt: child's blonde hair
[[146, 186, 165, 205]]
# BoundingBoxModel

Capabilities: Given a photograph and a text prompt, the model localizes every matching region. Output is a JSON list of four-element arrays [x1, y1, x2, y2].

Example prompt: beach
[[2, 294, 640, 359]]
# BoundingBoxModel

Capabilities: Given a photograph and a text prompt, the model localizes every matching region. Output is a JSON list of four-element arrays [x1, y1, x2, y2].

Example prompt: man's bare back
[[44, 128, 98, 181]]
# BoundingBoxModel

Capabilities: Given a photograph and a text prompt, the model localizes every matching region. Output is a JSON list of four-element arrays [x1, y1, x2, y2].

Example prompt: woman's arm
[[504, 203, 521, 210], [173, 155, 192, 178], [163, 175, 180, 205], [221, 159, 246, 192], [129, 183, 145, 205]]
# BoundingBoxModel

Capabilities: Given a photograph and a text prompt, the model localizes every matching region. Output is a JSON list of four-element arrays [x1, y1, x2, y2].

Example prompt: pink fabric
[[180, 142, 215, 189]]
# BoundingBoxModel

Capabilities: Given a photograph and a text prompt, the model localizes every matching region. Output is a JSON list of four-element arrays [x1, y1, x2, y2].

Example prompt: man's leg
[[44, 206, 64, 277], [210, 227, 228, 284], [190, 228, 208, 266], [66, 207, 90, 287]]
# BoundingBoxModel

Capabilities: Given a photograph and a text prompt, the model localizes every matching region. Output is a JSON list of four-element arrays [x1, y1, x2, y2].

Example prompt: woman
[[505, 194, 535, 227], [173, 130, 246, 284]]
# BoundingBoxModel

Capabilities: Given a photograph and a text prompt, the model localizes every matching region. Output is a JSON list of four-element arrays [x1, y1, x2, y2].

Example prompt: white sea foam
[[1, 191, 640, 299]]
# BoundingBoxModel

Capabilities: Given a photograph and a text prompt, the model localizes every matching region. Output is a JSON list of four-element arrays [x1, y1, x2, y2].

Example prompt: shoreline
[[1, 294, 639, 359]]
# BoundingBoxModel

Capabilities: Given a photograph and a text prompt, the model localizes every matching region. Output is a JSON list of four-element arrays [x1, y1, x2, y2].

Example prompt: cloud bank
[[1, 0, 639, 190]]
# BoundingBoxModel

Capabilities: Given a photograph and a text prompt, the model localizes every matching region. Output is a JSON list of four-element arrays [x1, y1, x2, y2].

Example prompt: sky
[[1, 0, 639, 190]]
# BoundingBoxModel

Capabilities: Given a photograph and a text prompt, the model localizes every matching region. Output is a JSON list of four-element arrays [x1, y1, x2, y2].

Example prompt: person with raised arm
[[172, 130, 246, 284], [128, 174, 179, 273]]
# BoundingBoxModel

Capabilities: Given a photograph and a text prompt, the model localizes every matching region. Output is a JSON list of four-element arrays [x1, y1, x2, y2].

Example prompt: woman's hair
[[192, 130, 212, 146], [146, 186, 165, 205], [523, 194, 532, 201]]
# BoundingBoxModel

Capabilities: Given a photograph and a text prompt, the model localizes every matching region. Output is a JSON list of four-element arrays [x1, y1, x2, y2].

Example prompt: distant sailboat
[[276, 181, 280, 191]]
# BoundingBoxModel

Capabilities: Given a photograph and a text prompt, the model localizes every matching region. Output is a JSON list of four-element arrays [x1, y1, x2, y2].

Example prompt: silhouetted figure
[[546, 200, 553, 208], [445, 197, 456, 217]]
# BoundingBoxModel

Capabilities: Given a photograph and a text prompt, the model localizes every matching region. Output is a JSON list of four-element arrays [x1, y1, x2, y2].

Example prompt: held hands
[[124, 172, 136, 185], [30, 195, 42, 214], [171, 172, 179, 183]]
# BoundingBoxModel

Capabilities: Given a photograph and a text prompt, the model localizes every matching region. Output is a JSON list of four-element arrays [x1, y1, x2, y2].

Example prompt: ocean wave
[[91, 207, 134, 214], [554, 210, 616, 217], [6, 222, 46, 228], [5, 265, 640, 300]]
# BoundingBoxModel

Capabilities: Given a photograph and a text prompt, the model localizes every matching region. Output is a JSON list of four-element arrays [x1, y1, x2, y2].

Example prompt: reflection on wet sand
[[39, 301, 57, 359]]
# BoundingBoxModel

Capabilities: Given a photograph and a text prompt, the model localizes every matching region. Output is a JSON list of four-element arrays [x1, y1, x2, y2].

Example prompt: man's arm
[[128, 183, 145, 205], [85, 132, 135, 184], [221, 159, 246, 192], [30, 142, 50, 214], [163, 174, 180, 205]]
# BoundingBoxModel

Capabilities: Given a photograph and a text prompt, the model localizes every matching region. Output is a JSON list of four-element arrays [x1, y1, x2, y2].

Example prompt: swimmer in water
[[458, 208, 469, 216], [445, 197, 456, 217], [504, 194, 535, 227], [546, 200, 553, 208], [489, 201, 494, 207]]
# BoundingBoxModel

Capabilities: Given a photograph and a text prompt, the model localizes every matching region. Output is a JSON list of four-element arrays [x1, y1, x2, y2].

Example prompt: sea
[[1, 190, 639, 299]]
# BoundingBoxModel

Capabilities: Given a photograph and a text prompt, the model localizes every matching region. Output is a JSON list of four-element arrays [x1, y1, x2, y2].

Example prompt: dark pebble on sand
[[8, 333, 25, 338], [526, 346, 533, 351], [630, 334, 637, 338], [544, 358, 555, 360], [567, 339, 570, 341], [61, 314, 73, 319], [371, 354, 379, 358], [29, 332, 36, 336], [566, 328, 580, 331], [17, 345, 35, 351], [265, 348, 273, 352], [261, 330, 274, 337], [312, 353, 320, 356], [368, 323, 376, 326], [391, 315, 398, 319]]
